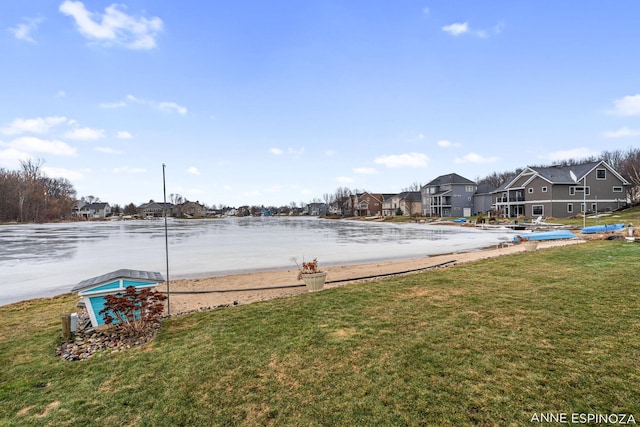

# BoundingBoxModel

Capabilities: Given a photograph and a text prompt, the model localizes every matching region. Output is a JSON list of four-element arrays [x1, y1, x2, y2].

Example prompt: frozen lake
[[0, 217, 519, 306]]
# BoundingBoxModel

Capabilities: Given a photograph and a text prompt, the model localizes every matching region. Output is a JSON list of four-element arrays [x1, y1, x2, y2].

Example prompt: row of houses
[[72, 200, 211, 219], [319, 160, 630, 219], [72, 160, 631, 221]]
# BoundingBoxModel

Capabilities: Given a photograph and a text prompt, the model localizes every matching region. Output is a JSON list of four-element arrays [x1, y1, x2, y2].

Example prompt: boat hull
[[581, 223, 625, 234], [514, 230, 577, 242]]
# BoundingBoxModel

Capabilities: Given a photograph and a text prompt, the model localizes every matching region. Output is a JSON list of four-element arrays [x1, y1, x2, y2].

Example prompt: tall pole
[[583, 175, 587, 229], [163, 164, 170, 316]]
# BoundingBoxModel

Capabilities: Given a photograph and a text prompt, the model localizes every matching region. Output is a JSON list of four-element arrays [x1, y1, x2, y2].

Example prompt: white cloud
[[64, 126, 105, 140], [59, 1, 163, 50], [602, 127, 640, 138], [1, 116, 68, 135], [270, 147, 284, 155], [57, 90, 66, 97], [442, 22, 468, 36], [288, 147, 304, 155], [609, 94, 640, 116], [353, 167, 378, 174], [437, 139, 461, 148], [116, 131, 133, 139], [374, 152, 429, 168], [336, 176, 354, 184], [95, 147, 122, 154], [158, 101, 187, 115], [540, 148, 601, 162], [100, 100, 127, 109], [126, 94, 143, 103], [5, 136, 77, 157], [0, 147, 31, 169], [442, 21, 503, 38], [42, 166, 83, 181], [422, 7, 430, 15], [113, 166, 146, 174], [101, 95, 186, 115], [454, 152, 499, 164], [187, 166, 200, 175], [8, 17, 45, 43], [325, 150, 336, 156]]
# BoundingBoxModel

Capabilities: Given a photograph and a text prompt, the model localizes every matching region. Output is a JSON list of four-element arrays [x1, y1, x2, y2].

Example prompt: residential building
[[73, 201, 112, 219], [352, 192, 385, 217], [177, 201, 206, 218], [138, 200, 174, 218], [305, 202, 329, 216], [421, 173, 477, 217], [382, 192, 422, 217], [492, 160, 629, 218]]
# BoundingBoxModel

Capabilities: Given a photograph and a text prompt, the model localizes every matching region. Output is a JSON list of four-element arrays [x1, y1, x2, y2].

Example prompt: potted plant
[[292, 257, 327, 292]]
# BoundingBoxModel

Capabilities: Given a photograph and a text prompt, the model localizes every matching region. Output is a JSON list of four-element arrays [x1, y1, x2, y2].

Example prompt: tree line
[[0, 160, 76, 223]]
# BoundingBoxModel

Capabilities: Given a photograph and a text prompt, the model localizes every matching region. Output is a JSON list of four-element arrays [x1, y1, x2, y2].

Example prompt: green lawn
[[1, 240, 639, 426]]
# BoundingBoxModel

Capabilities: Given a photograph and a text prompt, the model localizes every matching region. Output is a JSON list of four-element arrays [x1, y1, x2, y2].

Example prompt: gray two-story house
[[421, 173, 477, 217], [493, 160, 629, 218]]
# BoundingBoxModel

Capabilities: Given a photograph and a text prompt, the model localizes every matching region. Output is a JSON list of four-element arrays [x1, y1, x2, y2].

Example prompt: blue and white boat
[[581, 223, 625, 234], [514, 230, 577, 242]]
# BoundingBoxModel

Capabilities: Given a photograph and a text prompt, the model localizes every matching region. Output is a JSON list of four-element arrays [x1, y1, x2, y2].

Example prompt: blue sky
[[1, 1, 639, 208]]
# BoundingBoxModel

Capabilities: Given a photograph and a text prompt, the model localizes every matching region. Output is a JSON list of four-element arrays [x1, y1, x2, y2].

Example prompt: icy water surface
[[0, 217, 518, 306]]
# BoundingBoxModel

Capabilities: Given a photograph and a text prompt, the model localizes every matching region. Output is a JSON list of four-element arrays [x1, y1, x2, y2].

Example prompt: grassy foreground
[[1, 241, 639, 426]]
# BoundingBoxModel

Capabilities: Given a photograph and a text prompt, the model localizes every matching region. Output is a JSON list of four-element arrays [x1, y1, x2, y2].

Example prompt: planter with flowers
[[292, 257, 327, 292]]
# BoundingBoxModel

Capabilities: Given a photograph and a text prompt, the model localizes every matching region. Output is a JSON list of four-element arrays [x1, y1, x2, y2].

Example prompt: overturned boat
[[581, 223, 625, 234], [514, 230, 577, 242]]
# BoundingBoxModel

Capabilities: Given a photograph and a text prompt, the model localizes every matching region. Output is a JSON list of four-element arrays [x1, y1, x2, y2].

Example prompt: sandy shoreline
[[156, 239, 585, 315]]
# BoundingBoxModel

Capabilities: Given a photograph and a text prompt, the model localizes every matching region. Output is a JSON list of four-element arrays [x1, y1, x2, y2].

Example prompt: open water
[[0, 217, 519, 306]]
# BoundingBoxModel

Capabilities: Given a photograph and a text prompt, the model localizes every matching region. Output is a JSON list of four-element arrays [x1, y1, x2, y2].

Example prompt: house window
[[596, 169, 606, 180], [532, 205, 544, 216], [567, 203, 573, 213], [465, 185, 475, 192], [571, 186, 590, 195], [528, 188, 534, 193], [580, 203, 585, 213], [468, 196, 472, 201], [613, 186, 623, 192], [542, 186, 548, 192], [592, 203, 597, 212]]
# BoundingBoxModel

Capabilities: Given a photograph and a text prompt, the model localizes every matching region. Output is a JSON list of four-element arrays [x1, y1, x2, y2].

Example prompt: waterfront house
[[382, 192, 422, 217], [421, 173, 477, 217], [71, 269, 165, 327], [352, 192, 385, 217], [138, 200, 174, 218], [177, 201, 206, 218], [492, 160, 629, 218], [305, 202, 329, 216], [73, 201, 112, 219]]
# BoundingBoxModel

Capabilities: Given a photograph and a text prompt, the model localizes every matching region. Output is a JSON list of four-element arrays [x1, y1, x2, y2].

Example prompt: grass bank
[[1, 241, 639, 425]]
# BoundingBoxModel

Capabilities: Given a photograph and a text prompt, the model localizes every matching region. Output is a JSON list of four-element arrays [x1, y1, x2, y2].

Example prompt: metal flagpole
[[163, 164, 170, 316], [583, 175, 587, 229]]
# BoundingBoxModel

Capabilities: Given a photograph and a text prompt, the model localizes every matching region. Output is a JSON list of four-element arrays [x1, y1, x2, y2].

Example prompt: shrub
[[99, 286, 167, 336]]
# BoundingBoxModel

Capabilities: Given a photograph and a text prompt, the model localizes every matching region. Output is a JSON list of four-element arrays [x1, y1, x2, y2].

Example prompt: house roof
[[71, 269, 165, 293], [425, 173, 475, 187], [529, 161, 601, 184], [398, 191, 421, 201], [492, 160, 628, 193], [86, 202, 109, 209]]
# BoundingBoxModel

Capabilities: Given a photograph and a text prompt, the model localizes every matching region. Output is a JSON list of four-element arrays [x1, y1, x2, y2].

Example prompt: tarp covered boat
[[514, 230, 577, 242], [581, 223, 625, 234]]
